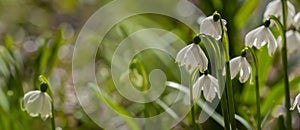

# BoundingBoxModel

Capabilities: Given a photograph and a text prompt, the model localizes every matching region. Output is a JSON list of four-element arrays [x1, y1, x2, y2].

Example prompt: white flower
[[175, 43, 208, 73], [290, 93, 300, 113], [294, 12, 300, 30], [22, 90, 52, 120], [245, 25, 278, 56], [192, 74, 220, 102], [230, 56, 252, 83], [263, 0, 295, 27], [277, 30, 300, 53], [199, 15, 227, 40]]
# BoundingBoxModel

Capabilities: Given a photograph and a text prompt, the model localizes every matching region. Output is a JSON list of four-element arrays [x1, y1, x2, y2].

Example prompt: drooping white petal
[[40, 93, 52, 120], [200, 16, 227, 40], [175, 44, 192, 66], [290, 93, 300, 113], [245, 26, 264, 47], [184, 47, 199, 71], [23, 90, 40, 107], [239, 57, 252, 83], [202, 76, 216, 102], [191, 44, 208, 73], [266, 28, 278, 56], [193, 75, 205, 100], [26, 93, 43, 117], [208, 75, 220, 99], [229, 56, 242, 79], [278, 30, 300, 53], [264, 0, 280, 19], [294, 12, 300, 30], [255, 27, 270, 49]]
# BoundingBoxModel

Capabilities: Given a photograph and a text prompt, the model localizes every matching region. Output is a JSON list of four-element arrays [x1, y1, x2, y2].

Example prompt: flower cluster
[[176, 12, 230, 102], [247, 0, 300, 55], [176, 35, 220, 102]]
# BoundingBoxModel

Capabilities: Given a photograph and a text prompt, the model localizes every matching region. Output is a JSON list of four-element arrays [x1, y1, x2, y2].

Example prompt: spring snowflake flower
[[199, 13, 227, 40], [175, 37, 208, 73], [230, 55, 252, 83], [294, 12, 300, 30], [263, 0, 295, 27], [22, 83, 52, 120], [192, 72, 220, 102], [290, 93, 300, 113], [277, 30, 300, 53], [245, 20, 278, 56]]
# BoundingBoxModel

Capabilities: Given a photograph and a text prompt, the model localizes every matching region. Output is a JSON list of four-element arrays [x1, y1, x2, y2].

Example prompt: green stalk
[[39, 75, 56, 130], [217, 12, 237, 130], [247, 48, 261, 130], [269, 12, 291, 129], [280, 0, 292, 129], [220, 82, 230, 130], [190, 67, 200, 130]]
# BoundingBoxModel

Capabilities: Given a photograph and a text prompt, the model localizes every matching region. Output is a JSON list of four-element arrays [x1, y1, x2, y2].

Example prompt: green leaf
[[89, 83, 140, 130], [166, 81, 253, 130], [0, 88, 9, 112], [234, 0, 260, 29], [46, 28, 64, 76], [261, 75, 300, 115]]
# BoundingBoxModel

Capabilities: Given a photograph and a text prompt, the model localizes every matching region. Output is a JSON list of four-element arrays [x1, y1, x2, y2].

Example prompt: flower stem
[[280, 0, 292, 129], [51, 102, 55, 130], [269, 12, 292, 130], [220, 80, 230, 130], [218, 12, 237, 129], [39, 75, 56, 130], [190, 67, 200, 129], [247, 48, 261, 130]]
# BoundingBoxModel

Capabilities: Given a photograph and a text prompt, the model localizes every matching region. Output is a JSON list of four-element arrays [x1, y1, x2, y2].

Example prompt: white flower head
[[22, 83, 52, 120], [277, 30, 300, 53], [199, 13, 227, 40], [294, 12, 300, 30], [230, 55, 252, 83], [192, 73, 220, 102], [245, 21, 278, 56], [175, 36, 208, 73], [290, 93, 300, 113], [264, 0, 295, 27]]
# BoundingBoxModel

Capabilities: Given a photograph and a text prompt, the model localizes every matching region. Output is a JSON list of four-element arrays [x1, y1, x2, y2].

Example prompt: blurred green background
[[0, 0, 299, 129]]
